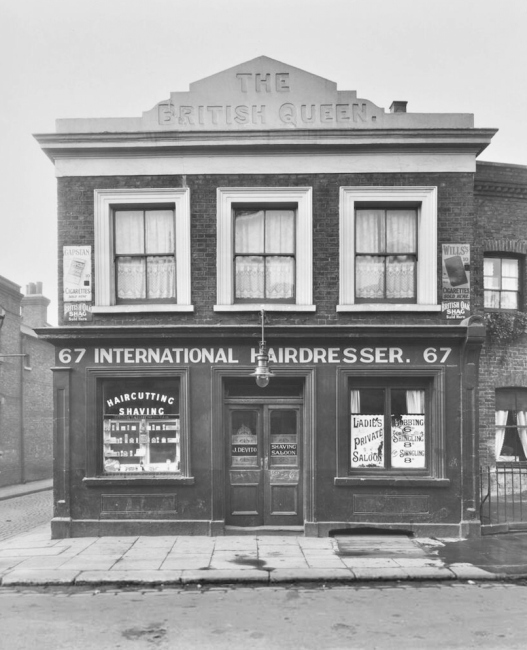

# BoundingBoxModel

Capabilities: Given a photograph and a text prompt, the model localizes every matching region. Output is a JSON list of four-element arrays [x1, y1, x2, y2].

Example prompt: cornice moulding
[[475, 182, 527, 199], [34, 128, 497, 162]]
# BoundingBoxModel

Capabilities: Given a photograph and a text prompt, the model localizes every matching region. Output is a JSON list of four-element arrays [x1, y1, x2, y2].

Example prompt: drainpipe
[[460, 315, 486, 536]]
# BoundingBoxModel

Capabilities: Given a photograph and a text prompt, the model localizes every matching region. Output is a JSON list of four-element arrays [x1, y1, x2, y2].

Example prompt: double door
[[226, 403, 303, 527]]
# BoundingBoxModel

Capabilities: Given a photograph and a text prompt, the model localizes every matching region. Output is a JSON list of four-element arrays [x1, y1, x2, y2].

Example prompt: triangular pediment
[[141, 56, 386, 131], [189, 56, 338, 97]]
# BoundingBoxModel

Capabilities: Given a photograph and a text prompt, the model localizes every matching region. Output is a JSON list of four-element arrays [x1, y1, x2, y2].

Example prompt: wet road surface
[[2, 582, 527, 649]]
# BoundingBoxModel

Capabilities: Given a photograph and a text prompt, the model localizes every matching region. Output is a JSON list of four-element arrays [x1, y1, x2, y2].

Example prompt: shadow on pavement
[[435, 533, 527, 574]]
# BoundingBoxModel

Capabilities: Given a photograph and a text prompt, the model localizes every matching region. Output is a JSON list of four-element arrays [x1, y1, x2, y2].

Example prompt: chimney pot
[[390, 101, 408, 114]]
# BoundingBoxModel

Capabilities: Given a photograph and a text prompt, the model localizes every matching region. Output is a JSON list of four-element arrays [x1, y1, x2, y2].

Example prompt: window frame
[[215, 187, 314, 312], [114, 206, 177, 304], [335, 367, 448, 486], [84, 367, 193, 486], [354, 206, 418, 304], [484, 254, 522, 312], [233, 206, 297, 304], [338, 187, 439, 312], [93, 188, 192, 313]]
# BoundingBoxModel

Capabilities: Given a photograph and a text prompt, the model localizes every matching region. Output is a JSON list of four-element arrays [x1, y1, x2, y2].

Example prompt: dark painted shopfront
[[35, 57, 496, 538], [45, 321, 484, 538]]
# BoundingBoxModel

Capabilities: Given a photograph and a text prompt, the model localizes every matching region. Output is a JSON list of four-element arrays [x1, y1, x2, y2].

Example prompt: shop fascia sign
[[57, 345, 453, 366]]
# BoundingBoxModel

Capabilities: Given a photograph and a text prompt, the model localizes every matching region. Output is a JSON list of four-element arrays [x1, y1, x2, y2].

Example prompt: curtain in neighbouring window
[[516, 411, 527, 457], [406, 390, 425, 414], [147, 256, 176, 299], [495, 410, 508, 459]]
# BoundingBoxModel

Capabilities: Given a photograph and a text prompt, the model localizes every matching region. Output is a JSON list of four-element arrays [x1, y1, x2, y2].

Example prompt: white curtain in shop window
[[350, 390, 361, 413], [147, 256, 176, 299], [517, 411, 527, 457], [406, 390, 425, 414], [495, 410, 508, 459]]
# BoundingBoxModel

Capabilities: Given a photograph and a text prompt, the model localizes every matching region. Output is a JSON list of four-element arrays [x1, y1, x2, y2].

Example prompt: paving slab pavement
[[0, 479, 52, 502], [1, 482, 526, 587], [2, 524, 525, 587]]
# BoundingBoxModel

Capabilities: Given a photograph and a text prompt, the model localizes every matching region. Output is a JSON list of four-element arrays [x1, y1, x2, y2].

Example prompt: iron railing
[[480, 464, 527, 531]]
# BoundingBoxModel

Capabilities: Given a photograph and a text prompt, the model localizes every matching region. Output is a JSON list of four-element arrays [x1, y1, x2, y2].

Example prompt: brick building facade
[[36, 57, 514, 538], [475, 162, 527, 468], [0, 278, 53, 486]]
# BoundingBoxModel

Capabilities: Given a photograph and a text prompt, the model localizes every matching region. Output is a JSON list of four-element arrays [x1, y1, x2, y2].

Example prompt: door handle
[[263, 456, 268, 470]]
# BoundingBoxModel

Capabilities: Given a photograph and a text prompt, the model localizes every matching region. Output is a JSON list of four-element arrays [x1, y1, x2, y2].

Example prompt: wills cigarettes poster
[[442, 244, 470, 299]]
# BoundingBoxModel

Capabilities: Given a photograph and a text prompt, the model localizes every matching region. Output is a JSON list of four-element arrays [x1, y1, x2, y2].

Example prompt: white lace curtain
[[235, 210, 294, 300], [115, 209, 175, 300], [356, 209, 416, 300]]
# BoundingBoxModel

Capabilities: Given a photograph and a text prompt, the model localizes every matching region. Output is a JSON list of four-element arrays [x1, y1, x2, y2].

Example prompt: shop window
[[350, 384, 426, 470], [215, 187, 314, 312], [93, 188, 192, 313], [338, 187, 439, 312], [495, 388, 527, 463], [336, 368, 446, 484], [484, 256, 520, 310], [80, 369, 192, 482]]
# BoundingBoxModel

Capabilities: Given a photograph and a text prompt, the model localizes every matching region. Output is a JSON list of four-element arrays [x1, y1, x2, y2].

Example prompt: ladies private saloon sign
[[351, 414, 426, 468]]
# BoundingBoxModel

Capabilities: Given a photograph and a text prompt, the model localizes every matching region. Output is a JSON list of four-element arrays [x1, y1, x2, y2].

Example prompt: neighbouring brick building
[[35, 56, 524, 539], [474, 163, 527, 529], [0, 278, 53, 486]]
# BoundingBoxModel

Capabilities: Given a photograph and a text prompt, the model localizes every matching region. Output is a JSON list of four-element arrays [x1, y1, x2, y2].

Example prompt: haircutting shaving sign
[[442, 244, 470, 319], [63, 246, 92, 302]]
